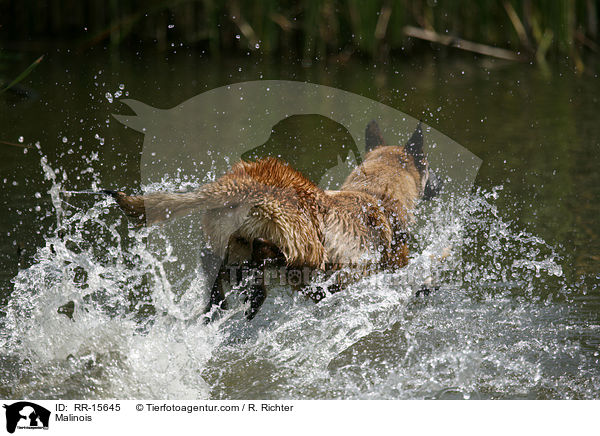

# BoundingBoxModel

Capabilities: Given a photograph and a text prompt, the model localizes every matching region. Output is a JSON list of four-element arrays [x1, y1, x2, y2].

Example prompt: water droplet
[[105, 92, 113, 103], [18, 136, 24, 143]]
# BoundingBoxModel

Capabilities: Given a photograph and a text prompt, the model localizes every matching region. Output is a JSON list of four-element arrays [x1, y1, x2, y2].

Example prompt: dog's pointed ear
[[365, 120, 386, 152], [405, 122, 426, 173]]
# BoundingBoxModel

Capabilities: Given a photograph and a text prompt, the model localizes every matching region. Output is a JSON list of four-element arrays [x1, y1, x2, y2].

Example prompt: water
[[1, 48, 599, 399]]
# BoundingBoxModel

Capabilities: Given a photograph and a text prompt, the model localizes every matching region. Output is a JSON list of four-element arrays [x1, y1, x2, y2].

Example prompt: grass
[[0, 54, 43, 95], [0, 0, 598, 65]]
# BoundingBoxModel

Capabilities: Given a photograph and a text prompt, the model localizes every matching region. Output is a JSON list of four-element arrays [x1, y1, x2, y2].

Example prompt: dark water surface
[[0, 48, 598, 399]]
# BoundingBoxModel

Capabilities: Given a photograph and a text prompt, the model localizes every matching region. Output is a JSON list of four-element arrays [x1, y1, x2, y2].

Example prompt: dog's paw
[[415, 285, 439, 297]]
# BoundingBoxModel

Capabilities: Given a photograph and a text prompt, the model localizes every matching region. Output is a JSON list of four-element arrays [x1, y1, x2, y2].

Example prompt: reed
[[0, 0, 597, 64]]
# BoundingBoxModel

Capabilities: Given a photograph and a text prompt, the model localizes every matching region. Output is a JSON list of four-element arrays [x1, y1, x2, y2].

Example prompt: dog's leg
[[243, 238, 283, 320], [245, 279, 267, 321], [202, 253, 232, 323], [209, 262, 230, 310]]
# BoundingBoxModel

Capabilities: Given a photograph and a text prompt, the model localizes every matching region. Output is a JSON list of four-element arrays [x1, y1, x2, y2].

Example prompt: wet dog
[[107, 121, 441, 320]]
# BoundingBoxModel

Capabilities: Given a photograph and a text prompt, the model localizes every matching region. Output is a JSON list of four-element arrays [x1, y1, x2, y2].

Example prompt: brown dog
[[107, 121, 440, 319]]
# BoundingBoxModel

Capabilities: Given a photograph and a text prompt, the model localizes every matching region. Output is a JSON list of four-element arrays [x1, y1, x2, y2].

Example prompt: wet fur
[[108, 121, 433, 319]]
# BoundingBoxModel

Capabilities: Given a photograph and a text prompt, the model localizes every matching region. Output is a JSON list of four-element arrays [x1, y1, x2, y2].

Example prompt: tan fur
[[115, 158, 328, 267], [340, 145, 424, 268], [110, 121, 429, 314]]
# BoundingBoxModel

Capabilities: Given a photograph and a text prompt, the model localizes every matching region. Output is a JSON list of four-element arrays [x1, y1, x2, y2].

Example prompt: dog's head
[[365, 120, 443, 200]]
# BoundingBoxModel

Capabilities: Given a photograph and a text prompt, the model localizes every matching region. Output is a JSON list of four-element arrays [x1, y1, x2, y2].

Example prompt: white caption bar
[[0, 400, 595, 435]]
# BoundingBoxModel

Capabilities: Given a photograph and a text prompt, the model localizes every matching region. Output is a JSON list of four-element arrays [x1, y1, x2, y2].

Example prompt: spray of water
[[1, 153, 596, 400]]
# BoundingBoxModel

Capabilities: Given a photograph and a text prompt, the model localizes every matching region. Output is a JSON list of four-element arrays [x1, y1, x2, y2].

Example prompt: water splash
[[1, 154, 596, 400]]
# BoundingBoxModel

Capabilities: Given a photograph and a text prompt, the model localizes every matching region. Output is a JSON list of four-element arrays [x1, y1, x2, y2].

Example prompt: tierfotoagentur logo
[[3, 402, 50, 433], [111, 80, 481, 320]]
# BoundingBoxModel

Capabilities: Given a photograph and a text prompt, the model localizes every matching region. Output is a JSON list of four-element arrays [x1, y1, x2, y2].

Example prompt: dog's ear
[[404, 122, 426, 174], [365, 120, 386, 152], [423, 168, 443, 199]]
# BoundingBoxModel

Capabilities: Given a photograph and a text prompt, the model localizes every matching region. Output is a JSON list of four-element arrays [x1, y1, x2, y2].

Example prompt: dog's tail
[[105, 159, 326, 267], [102, 188, 223, 225]]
